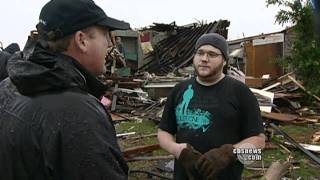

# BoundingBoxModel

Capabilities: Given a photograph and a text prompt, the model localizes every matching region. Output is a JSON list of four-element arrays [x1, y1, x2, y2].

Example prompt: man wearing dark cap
[[0, 0, 130, 179], [158, 33, 265, 179]]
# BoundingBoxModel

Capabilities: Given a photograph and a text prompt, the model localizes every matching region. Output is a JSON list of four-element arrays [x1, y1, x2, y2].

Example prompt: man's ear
[[74, 31, 88, 53], [223, 60, 227, 66]]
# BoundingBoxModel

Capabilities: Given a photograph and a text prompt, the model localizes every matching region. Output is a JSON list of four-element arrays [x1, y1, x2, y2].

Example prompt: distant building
[[228, 27, 295, 78]]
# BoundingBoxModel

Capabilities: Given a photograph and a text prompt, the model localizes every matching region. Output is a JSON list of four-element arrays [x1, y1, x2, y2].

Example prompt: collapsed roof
[[138, 20, 230, 75]]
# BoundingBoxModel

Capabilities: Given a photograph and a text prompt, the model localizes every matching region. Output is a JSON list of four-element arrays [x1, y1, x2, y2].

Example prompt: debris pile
[[110, 72, 320, 179], [138, 20, 230, 74]]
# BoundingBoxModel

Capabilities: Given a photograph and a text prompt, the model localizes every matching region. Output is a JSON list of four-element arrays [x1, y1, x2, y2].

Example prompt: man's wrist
[[172, 143, 187, 158]]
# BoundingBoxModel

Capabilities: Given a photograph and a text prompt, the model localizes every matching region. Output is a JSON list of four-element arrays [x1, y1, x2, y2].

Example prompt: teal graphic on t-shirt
[[175, 85, 212, 132], [181, 85, 194, 114]]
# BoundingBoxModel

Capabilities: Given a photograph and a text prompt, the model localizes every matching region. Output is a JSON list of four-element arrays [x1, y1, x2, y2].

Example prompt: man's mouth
[[198, 65, 209, 69]]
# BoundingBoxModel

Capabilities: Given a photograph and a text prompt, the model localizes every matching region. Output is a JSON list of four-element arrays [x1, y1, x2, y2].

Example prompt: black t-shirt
[[159, 76, 264, 180]]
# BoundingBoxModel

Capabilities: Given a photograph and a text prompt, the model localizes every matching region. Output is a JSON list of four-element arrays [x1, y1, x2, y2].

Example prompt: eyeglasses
[[195, 50, 222, 60]]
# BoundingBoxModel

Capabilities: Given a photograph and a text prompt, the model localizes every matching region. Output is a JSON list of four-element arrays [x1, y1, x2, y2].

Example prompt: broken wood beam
[[122, 144, 161, 158], [116, 132, 136, 138], [261, 112, 298, 122], [288, 75, 320, 102], [127, 133, 157, 140], [296, 117, 319, 123], [111, 83, 118, 111], [263, 161, 291, 180], [126, 155, 174, 162], [262, 82, 281, 91], [312, 131, 320, 143], [129, 169, 173, 180], [274, 92, 304, 99], [111, 113, 130, 121], [284, 142, 320, 153]]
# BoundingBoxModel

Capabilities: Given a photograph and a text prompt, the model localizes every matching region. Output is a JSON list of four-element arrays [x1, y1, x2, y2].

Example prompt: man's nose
[[107, 38, 113, 48], [200, 53, 209, 62]]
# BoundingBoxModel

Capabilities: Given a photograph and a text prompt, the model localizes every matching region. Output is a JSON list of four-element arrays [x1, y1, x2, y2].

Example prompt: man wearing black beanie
[[158, 33, 265, 179]]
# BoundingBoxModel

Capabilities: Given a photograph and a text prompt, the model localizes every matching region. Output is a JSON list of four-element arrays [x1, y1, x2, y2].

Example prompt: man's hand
[[195, 144, 236, 179], [178, 144, 202, 180]]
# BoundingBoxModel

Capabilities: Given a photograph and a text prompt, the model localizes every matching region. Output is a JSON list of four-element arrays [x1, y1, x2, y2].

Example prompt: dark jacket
[[0, 42, 128, 180]]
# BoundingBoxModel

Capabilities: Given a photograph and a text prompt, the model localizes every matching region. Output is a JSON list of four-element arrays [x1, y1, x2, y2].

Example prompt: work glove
[[195, 144, 236, 179], [178, 144, 202, 180]]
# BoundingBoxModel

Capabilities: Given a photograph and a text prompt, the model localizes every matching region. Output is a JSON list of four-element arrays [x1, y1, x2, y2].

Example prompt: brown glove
[[178, 144, 202, 180], [195, 144, 236, 179]]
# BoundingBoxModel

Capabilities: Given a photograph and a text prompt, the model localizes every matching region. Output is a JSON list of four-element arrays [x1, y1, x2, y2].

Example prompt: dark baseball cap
[[37, 0, 130, 40]]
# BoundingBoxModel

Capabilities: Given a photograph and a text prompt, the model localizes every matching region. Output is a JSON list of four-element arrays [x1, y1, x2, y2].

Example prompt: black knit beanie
[[195, 33, 229, 60]]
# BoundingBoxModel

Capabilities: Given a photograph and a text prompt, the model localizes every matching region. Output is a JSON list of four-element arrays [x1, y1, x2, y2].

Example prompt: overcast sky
[[0, 0, 287, 49]]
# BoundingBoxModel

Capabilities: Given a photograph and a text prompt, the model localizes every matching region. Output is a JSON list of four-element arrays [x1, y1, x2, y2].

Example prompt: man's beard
[[194, 60, 224, 81]]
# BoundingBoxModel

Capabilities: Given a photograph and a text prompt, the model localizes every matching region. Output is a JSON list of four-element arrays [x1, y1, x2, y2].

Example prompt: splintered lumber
[[122, 144, 160, 158], [111, 83, 118, 111], [274, 92, 303, 99], [111, 113, 130, 121], [297, 117, 319, 123], [312, 131, 320, 143], [126, 155, 174, 162], [250, 88, 274, 113], [263, 161, 291, 180], [129, 169, 173, 180], [262, 82, 281, 91], [116, 132, 136, 138], [261, 112, 298, 122], [262, 72, 294, 91], [127, 133, 157, 140], [287, 75, 320, 102], [298, 144, 320, 153], [284, 142, 320, 153]]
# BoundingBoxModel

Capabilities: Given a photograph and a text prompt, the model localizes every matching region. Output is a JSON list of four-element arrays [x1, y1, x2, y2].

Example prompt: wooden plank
[[274, 92, 304, 99], [297, 117, 319, 123], [284, 142, 320, 153], [126, 155, 174, 162], [110, 113, 128, 121], [277, 72, 294, 82], [127, 133, 157, 140], [111, 83, 118, 111], [262, 82, 281, 91], [122, 144, 161, 158], [312, 132, 320, 143], [116, 132, 136, 138], [251, 88, 274, 113], [261, 112, 298, 122], [288, 75, 320, 102], [263, 161, 291, 180]]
